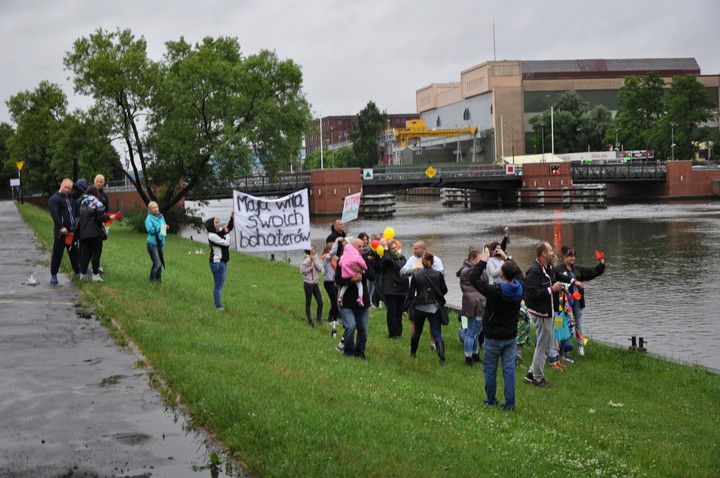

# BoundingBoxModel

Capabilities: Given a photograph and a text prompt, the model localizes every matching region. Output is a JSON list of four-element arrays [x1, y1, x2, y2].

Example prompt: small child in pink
[[337, 244, 367, 307]]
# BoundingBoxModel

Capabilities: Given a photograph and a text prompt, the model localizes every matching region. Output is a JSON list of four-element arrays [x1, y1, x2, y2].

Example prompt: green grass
[[18, 202, 720, 477]]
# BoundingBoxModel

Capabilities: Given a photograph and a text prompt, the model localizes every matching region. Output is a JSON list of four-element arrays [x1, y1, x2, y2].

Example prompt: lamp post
[[330, 125, 335, 168], [540, 120, 545, 161], [550, 106, 555, 157], [670, 122, 676, 161], [319, 116, 324, 169], [500, 114, 505, 158]]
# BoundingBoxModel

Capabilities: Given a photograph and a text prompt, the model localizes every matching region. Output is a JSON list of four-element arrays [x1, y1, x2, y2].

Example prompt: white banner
[[233, 189, 311, 252], [341, 192, 362, 223]]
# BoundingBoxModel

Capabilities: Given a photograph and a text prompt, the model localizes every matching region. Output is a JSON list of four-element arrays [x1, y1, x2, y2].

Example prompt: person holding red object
[[556, 246, 605, 357]]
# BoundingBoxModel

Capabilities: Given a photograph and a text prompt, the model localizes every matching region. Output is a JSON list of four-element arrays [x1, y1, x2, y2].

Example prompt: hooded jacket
[[556, 261, 605, 309], [75, 194, 108, 240], [469, 260, 525, 340], [205, 217, 234, 263], [457, 259, 487, 318]]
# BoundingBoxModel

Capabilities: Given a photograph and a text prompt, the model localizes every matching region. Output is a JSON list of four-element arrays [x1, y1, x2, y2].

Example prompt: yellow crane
[[393, 119, 478, 147]]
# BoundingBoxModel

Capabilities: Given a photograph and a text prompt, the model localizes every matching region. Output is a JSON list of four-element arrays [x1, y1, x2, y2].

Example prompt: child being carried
[[337, 243, 367, 307]]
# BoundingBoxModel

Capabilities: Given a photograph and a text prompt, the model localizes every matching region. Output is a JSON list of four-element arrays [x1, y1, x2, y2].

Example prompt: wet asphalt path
[[0, 201, 231, 478]]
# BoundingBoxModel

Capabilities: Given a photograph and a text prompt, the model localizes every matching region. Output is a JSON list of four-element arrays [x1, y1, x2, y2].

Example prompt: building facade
[[416, 58, 720, 162]]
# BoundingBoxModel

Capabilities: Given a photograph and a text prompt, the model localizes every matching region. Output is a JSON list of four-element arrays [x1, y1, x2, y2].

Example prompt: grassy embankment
[[18, 202, 720, 477]]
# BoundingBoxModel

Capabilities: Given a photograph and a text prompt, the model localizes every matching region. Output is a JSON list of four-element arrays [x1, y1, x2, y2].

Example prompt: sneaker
[[217, 307, 225, 311], [356, 297, 364, 307], [335, 343, 345, 352], [578, 345, 585, 357], [98, 267, 105, 275], [564, 357, 574, 364], [92, 274, 103, 282], [524, 371, 534, 383], [430, 343, 437, 351], [50, 275, 58, 285], [533, 378, 552, 388], [549, 362, 563, 371]]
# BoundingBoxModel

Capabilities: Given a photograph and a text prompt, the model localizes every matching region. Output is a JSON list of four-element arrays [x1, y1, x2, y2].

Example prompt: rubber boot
[[472, 353, 482, 364], [464, 356, 475, 367], [437, 341, 445, 365], [410, 337, 420, 357]]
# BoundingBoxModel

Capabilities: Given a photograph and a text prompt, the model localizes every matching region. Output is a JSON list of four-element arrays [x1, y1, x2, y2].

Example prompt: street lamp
[[330, 125, 335, 168], [500, 114, 505, 158], [540, 120, 545, 160], [670, 122, 676, 161]]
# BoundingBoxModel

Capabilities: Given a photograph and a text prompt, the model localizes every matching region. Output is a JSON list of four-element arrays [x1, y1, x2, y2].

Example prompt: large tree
[[5, 81, 68, 195], [528, 91, 613, 154], [611, 72, 666, 150], [64, 28, 311, 212], [351, 101, 387, 168], [650, 75, 717, 160]]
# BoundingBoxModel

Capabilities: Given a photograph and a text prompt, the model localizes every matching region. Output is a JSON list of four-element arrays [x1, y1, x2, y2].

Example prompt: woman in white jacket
[[205, 215, 234, 311]]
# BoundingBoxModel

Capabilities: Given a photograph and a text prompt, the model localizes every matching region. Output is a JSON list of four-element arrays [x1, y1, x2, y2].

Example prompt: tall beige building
[[415, 58, 719, 163]]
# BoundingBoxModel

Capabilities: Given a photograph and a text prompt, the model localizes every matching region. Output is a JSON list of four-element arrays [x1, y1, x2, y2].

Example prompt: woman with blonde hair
[[145, 201, 167, 283]]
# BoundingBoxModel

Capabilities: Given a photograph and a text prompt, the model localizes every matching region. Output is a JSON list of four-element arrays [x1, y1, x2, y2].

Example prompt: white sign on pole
[[10, 178, 20, 187], [233, 189, 311, 252], [341, 192, 362, 223], [362, 169, 373, 180]]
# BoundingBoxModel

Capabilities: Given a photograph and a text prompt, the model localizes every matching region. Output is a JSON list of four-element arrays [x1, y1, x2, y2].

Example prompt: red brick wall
[[309, 168, 363, 215]]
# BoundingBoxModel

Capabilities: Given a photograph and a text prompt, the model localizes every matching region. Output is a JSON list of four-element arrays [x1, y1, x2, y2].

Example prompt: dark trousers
[[304, 282, 323, 322], [79, 236, 103, 275], [323, 281, 339, 321], [50, 231, 80, 275], [384, 294, 404, 338]]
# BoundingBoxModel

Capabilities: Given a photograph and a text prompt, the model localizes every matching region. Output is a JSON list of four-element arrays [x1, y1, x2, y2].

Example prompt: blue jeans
[[210, 262, 227, 308], [340, 307, 370, 358], [147, 242, 163, 282], [411, 308, 443, 344], [464, 316, 482, 357], [483, 337, 517, 409]]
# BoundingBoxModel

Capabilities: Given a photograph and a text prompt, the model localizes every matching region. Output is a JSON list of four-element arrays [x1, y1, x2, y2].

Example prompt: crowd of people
[[305, 218, 606, 409], [48, 175, 112, 284], [48, 179, 606, 410]]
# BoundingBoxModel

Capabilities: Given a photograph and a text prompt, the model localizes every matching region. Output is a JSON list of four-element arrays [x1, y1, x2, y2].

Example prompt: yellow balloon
[[376, 244, 385, 256], [383, 227, 395, 240]]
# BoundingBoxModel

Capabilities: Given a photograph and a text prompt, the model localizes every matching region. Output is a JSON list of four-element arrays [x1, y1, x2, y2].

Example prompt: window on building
[[436, 116, 442, 127], [463, 108, 471, 121]]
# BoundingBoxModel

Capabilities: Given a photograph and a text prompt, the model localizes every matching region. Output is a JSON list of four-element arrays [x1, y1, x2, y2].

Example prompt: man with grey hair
[[523, 242, 578, 387], [93, 174, 110, 275]]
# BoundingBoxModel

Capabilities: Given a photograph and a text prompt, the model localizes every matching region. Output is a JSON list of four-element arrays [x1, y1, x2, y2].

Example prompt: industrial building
[[412, 58, 719, 165]]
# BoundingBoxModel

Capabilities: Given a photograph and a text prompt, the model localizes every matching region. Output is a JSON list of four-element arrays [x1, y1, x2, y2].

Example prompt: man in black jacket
[[470, 247, 525, 410], [325, 219, 346, 257], [524, 242, 578, 387], [93, 174, 110, 275], [48, 178, 80, 284]]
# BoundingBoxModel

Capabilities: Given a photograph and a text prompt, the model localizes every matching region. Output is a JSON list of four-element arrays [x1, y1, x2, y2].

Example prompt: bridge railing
[[370, 164, 509, 181], [571, 162, 666, 182]]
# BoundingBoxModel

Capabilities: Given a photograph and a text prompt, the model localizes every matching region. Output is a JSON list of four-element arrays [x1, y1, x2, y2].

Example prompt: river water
[[185, 197, 720, 373]]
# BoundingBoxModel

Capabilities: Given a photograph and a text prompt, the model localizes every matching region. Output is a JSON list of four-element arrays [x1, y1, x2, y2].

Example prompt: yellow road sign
[[425, 166, 436, 178], [16, 161, 25, 171]]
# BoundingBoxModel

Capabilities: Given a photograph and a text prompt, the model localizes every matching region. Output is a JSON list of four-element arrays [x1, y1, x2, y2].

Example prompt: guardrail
[[571, 162, 666, 183]]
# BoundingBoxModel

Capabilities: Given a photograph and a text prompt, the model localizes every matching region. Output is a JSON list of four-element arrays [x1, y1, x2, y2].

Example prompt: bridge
[[189, 162, 667, 200], [171, 160, 718, 215]]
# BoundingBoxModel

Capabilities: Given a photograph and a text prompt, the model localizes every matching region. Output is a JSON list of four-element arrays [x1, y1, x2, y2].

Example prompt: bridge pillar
[[308, 168, 363, 215], [520, 162, 572, 205]]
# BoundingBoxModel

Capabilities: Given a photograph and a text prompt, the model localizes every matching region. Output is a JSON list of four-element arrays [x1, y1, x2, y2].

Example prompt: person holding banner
[[205, 214, 234, 311], [300, 244, 324, 327], [335, 239, 375, 360]]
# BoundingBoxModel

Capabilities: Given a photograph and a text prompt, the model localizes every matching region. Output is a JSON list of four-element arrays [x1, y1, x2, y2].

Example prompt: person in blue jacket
[[145, 201, 167, 283]]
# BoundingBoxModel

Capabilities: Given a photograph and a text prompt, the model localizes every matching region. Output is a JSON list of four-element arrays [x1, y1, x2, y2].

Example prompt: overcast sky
[[2, 0, 719, 126]]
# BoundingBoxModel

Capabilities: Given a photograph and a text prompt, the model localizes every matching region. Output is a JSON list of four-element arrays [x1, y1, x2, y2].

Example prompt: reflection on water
[[186, 197, 720, 373]]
